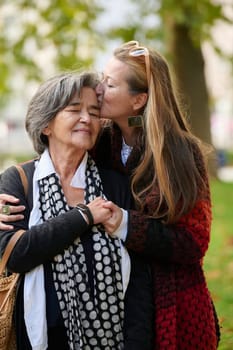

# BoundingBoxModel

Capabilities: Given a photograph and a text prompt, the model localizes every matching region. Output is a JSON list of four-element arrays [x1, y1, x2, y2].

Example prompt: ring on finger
[[1, 204, 10, 215]]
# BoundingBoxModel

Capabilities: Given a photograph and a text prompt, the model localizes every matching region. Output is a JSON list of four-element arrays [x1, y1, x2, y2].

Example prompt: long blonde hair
[[114, 42, 209, 224]]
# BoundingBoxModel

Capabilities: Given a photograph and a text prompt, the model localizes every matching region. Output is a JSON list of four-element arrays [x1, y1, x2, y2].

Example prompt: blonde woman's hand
[[101, 201, 123, 234], [0, 194, 25, 230]]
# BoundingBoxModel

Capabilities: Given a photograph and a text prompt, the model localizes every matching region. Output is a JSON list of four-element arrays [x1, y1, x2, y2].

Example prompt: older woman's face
[[96, 57, 136, 123], [43, 87, 100, 152]]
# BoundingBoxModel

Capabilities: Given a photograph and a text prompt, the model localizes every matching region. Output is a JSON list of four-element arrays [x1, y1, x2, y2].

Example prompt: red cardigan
[[92, 123, 220, 350]]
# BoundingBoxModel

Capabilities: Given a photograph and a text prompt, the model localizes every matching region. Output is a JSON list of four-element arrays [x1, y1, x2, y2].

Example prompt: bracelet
[[76, 203, 94, 226], [77, 209, 89, 225]]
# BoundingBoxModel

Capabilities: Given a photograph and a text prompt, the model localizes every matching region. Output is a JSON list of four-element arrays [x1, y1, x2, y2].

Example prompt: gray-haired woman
[[0, 72, 153, 349]]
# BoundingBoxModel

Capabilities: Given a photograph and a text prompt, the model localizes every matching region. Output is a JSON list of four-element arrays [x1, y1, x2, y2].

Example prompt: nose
[[79, 111, 91, 123], [96, 82, 104, 95]]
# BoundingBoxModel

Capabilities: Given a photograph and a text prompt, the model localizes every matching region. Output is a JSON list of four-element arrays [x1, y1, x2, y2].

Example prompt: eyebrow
[[106, 75, 113, 80], [68, 101, 100, 110], [106, 75, 118, 84], [68, 101, 80, 106]]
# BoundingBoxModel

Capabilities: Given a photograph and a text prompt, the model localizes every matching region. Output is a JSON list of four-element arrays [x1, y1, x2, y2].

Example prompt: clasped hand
[[0, 194, 123, 235], [87, 197, 123, 234]]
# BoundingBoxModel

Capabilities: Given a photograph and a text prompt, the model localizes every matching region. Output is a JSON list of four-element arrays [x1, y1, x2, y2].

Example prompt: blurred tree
[[159, 0, 229, 149], [0, 0, 232, 175], [106, 0, 232, 175], [0, 0, 103, 107]]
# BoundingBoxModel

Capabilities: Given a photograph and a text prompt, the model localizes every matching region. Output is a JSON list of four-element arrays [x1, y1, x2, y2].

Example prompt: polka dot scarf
[[38, 155, 124, 349]]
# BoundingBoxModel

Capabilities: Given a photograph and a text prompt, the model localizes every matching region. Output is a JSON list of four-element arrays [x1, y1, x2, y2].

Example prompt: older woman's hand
[[0, 194, 25, 230]]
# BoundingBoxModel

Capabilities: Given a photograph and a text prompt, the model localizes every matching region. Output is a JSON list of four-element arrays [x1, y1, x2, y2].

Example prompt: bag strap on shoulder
[[14, 164, 29, 197], [0, 164, 29, 274]]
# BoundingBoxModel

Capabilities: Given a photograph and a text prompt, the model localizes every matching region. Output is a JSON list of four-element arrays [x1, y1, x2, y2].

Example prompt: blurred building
[[0, 119, 33, 154]]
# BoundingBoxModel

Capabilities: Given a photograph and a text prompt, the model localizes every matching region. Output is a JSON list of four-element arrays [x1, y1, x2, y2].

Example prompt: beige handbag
[[0, 229, 25, 350]]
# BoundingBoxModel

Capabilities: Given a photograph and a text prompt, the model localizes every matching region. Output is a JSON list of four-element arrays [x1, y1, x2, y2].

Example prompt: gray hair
[[25, 71, 100, 154]]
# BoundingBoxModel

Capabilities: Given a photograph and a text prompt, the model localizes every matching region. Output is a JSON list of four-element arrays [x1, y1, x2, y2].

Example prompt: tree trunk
[[165, 20, 217, 176]]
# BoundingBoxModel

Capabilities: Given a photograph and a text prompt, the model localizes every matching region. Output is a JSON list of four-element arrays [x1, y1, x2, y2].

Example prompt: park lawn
[[205, 179, 233, 350]]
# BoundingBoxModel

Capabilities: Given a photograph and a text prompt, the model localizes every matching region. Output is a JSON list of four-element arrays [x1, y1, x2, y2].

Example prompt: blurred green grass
[[205, 179, 233, 350]]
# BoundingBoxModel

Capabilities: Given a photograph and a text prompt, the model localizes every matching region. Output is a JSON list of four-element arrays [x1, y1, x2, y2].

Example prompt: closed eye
[[89, 112, 100, 119]]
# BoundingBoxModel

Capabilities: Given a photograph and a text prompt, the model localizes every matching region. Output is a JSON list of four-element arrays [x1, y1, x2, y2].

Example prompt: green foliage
[[0, 0, 231, 117], [0, 0, 103, 105], [106, 0, 231, 52], [159, 0, 228, 45], [105, 1, 163, 48], [205, 180, 233, 349]]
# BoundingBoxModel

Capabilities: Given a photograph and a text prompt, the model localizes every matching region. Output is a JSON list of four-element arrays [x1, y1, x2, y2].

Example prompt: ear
[[132, 93, 148, 111], [42, 125, 51, 136]]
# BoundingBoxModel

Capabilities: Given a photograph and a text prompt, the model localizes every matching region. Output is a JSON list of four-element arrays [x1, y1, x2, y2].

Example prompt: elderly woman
[[0, 72, 153, 350]]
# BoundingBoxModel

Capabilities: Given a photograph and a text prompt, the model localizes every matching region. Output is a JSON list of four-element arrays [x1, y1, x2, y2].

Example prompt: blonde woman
[[93, 41, 220, 349]]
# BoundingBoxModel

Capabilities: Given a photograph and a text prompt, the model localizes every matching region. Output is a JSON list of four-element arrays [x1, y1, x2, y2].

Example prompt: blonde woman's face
[[97, 57, 136, 123]]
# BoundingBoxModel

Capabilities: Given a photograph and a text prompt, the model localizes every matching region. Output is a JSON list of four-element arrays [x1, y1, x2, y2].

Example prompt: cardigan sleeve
[[0, 165, 89, 273], [126, 196, 211, 264]]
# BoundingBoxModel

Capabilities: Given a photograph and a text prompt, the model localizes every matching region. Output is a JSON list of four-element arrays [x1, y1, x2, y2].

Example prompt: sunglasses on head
[[126, 41, 151, 86]]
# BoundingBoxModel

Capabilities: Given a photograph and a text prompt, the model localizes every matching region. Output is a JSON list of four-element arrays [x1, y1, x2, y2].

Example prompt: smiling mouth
[[73, 129, 90, 133]]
